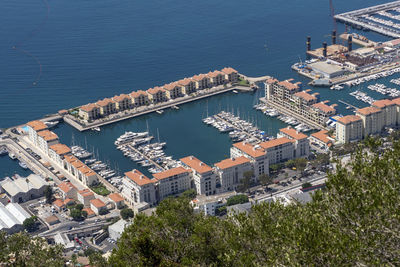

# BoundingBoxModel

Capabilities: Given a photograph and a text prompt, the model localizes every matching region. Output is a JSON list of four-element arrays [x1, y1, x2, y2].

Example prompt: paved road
[[254, 174, 327, 203]]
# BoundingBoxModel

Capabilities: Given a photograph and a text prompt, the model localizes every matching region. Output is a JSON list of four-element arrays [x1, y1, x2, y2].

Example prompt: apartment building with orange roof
[[221, 67, 239, 83], [112, 94, 132, 111], [372, 99, 397, 127], [214, 156, 252, 192], [310, 101, 337, 125], [63, 155, 98, 186], [90, 198, 107, 215], [230, 141, 269, 179], [207, 70, 226, 86], [278, 127, 310, 158], [177, 78, 196, 95], [122, 169, 157, 207], [36, 130, 59, 154], [180, 156, 217, 196], [265, 78, 338, 126], [153, 167, 192, 201], [260, 137, 296, 165], [96, 98, 117, 116], [77, 189, 95, 207], [130, 90, 149, 107], [108, 193, 125, 209], [26, 120, 48, 146], [58, 182, 77, 200], [356, 106, 384, 137], [192, 73, 211, 90], [310, 130, 334, 150], [48, 143, 71, 166], [163, 82, 183, 99], [336, 115, 364, 144], [79, 103, 101, 121], [147, 87, 167, 104], [391, 97, 400, 124]]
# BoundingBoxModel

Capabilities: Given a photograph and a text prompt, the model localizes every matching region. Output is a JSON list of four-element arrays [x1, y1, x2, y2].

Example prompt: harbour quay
[[334, 0, 400, 38], [293, 30, 400, 88], [62, 68, 268, 132]]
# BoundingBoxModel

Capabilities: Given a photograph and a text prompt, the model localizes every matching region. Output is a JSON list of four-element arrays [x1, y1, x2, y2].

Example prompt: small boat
[[91, 127, 101, 132], [19, 161, 28, 169], [172, 105, 179, 110], [44, 121, 59, 128], [0, 147, 8, 156], [156, 110, 164, 114], [232, 90, 238, 94], [9, 153, 16, 160]]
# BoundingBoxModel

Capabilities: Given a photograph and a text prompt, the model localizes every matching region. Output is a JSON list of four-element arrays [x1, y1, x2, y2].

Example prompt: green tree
[[75, 204, 84, 210], [226, 194, 249, 206], [44, 186, 53, 204], [99, 209, 108, 215], [70, 209, 84, 221], [0, 231, 64, 266], [71, 253, 78, 266], [23, 216, 37, 232], [285, 159, 295, 168], [108, 137, 400, 266], [294, 157, 307, 175], [237, 171, 253, 193], [258, 173, 272, 186], [181, 189, 197, 199], [120, 208, 134, 220]]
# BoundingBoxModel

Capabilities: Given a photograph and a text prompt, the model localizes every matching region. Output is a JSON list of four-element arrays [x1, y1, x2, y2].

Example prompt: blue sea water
[[0, 0, 395, 177]]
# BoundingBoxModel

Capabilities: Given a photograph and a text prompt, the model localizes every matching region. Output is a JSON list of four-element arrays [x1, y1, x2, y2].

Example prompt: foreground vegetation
[[2, 137, 399, 266], [105, 138, 400, 266]]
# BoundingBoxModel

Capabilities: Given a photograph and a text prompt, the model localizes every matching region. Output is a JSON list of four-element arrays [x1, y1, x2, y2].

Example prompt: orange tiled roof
[[64, 198, 74, 205], [207, 70, 223, 78], [153, 167, 190, 180], [177, 78, 194, 86], [373, 99, 395, 108], [232, 142, 265, 158], [192, 74, 208, 81], [266, 78, 279, 84], [357, 106, 381, 116], [112, 94, 130, 102], [312, 102, 336, 113], [78, 189, 94, 198], [163, 82, 180, 91], [294, 91, 317, 102], [180, 156, 212, 174], [49, 144, 71, 155], [130, 90, 147, 98], [311, 130, 332, 144], [215, 156, 251, 170], [260, 137, 294, 150], [58, 182, 76, 193], [96, 98, 115, 107], [82, 208, 95, 216], [392, 97, 400, 105], [279, 127, 308, 140], [80, 103, 99, 112], [53, 199, 65, 208], [27, 120, 48, 132], [37, 130, 58, 142], [221, 67, 237, 74], [64, 154, 79, 163], [125, 169, 155, 186], [277, 80, 299, 91], [147, 87, 165, 95], [337, 115, 362, 125], [109, 193, 124, 202], [90, 198, 106, 208]]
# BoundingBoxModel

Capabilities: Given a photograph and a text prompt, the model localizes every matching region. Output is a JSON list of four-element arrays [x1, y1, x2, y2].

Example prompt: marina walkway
[[64, 85, 252, 132], [126, 143, 165, 170], [338, 100, 359, 110], [213, 114, 262, 142], [244, 75, 272, 83]]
